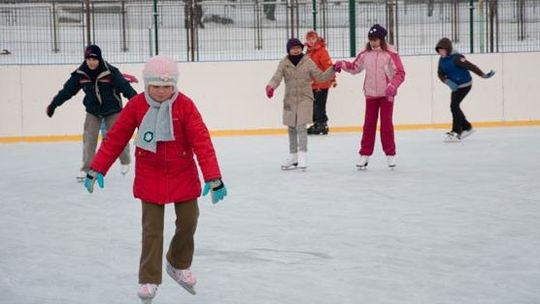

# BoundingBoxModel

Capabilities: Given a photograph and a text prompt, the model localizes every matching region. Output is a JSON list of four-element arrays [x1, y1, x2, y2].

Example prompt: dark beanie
[[84, 44, 102, 61], [286, 38, 304, 53], [368, 24, 387, 40]]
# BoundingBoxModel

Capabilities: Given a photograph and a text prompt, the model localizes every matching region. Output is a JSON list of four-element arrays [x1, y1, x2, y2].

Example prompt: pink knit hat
[[142, 55, 179, 87]]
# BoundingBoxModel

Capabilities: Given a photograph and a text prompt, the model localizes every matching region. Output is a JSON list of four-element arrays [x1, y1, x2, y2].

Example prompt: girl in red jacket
[[334, 24, 406, 170], [84, 55, 227, 303]]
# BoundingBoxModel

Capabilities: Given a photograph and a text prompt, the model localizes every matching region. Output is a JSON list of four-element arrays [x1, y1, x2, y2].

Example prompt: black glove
[[483, 70, 496, 79], [46, 104, 56, 118]]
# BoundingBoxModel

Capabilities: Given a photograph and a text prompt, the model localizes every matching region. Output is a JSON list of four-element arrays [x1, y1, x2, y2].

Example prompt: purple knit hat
[[368, 24, 387, 40], [286, 38, 304, 53]]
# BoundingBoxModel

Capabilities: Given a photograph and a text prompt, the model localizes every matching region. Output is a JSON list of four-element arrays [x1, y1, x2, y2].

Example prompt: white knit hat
[[142, 55, 179, 88]]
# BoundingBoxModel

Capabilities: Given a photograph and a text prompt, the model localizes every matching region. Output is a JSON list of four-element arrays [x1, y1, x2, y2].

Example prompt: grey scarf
[[135, 91, 179, 153]]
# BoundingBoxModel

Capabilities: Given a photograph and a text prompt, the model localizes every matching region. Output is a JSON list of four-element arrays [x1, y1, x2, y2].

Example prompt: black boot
[[307, 124, 316, 135], [309, 122, 329, 135], [319, 122, 329, 135]]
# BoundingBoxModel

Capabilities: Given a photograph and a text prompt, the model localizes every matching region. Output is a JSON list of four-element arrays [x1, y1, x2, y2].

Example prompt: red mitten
[[122, 73, 139, 83], [385, 84, 397, 97], [333, 61, 343, 73], [265, 85, 274, 98]]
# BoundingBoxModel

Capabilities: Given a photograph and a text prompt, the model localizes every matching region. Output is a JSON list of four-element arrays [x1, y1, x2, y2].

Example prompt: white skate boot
[[281, 153, 298, 170], [297, 151, 307, 170], [444, 131, 460, 143], [120, 164, 130, 175], [387, 155, 396, 169], [76, 170, 87, 183], [356, 155, 369, 170], [459, 128, 476, 140], [166, 261, 197, 295], [137, 283, 158, 304]]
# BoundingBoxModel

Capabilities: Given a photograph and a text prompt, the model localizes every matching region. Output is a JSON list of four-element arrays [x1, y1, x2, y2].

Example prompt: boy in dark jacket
[[435, 38, 495, 142], [46, 45, 137, 180]]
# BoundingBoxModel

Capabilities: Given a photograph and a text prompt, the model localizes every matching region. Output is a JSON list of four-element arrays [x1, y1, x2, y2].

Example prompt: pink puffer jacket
[[341, 45, 405, 98]]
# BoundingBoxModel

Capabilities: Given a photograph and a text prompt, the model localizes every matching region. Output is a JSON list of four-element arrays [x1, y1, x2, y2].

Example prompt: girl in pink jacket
[[334, 24, 405, 169]]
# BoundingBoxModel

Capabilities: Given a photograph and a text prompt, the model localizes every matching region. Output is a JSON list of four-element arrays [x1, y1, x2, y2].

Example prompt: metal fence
[[1, 0, 539, 65]]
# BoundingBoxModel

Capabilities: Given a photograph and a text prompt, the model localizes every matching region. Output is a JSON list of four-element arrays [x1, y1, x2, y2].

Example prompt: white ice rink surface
[[1, 127, 539, 304]]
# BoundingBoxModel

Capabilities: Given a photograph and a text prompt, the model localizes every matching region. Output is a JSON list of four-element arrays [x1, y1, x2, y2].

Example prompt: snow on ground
[[1, 127, 539, 304]]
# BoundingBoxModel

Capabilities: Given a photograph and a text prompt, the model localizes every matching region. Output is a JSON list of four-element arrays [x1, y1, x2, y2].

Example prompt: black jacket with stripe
[[50, 61, 137, 118]]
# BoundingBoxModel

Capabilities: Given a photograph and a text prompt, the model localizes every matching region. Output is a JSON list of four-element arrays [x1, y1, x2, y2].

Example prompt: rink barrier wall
[[1, 52, 539, 143], [1, 120, 539, 143]]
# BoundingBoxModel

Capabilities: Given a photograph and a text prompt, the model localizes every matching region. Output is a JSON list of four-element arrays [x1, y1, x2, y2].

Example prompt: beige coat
[[268, 55, 335, 127]]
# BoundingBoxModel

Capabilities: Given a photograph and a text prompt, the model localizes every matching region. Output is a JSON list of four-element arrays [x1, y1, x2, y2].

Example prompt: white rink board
[[1, 52, 540, 138]]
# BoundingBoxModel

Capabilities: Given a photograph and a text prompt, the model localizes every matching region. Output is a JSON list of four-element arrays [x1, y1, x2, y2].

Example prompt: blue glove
[[483, 70, 495, 79], [84, 170, 104, 193], [446, 80, 458, 92], [203, 179, 227, 204]]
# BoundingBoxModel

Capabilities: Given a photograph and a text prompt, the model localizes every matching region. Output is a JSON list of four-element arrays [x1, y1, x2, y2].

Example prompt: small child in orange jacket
[[305, 30, 336, 135]]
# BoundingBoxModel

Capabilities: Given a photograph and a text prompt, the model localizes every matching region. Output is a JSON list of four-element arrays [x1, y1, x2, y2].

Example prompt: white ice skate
[[444, 132, 460, 143], [166, 261, 197, 295], [459, 128, 476, 140], [137, 283, 158, 304], [281, 153, 298, 170], [120, 164, 130, 175], [356, 155, 369, 170], [76, 170, 87, 183], [387, 155, 396, 169], [297, 151, 307, 171]]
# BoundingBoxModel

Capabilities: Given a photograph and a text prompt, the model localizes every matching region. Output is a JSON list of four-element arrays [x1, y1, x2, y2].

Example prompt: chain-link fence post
[[469, 0, 474, 53], [312, 0, 317, 31], [349, 0, 356, 57], [51, 1, 59, 52], [85, 0, 91, 44], [153, 0, 159, 55], [121, 1, 128, 51]]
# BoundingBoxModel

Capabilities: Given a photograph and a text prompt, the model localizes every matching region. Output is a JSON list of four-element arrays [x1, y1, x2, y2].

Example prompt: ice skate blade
[[281, 164, 298, 171], [76, 176, 84, 183], [140, 298, 153, 304], [297, 166, 307, 172], [444, 132, 461, 143], [388, 165, 396, 170], [356, 162, 368, 170], [178, 281, 197, 295], [444, 138, 461, 143]]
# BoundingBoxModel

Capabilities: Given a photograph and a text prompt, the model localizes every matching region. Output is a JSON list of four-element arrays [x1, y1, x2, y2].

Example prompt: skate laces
[[169, 262, 196, 285], [179, 269, 196, 285]]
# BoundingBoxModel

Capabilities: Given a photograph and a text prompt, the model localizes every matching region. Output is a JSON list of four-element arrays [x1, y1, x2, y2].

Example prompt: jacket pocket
[[135, 147, 159, 168]]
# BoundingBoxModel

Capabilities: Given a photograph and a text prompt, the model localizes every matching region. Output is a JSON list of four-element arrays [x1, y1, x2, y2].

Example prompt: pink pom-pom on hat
[[142, 55, 179, 87]]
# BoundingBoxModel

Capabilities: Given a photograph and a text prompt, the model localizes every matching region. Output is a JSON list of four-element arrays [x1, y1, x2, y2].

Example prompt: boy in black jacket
[[46, 45, 137, 181]]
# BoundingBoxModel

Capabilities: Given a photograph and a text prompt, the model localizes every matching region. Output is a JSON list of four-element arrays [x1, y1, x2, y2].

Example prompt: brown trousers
[[81, 112, 130, 172], [139, 200, 199, 284]]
